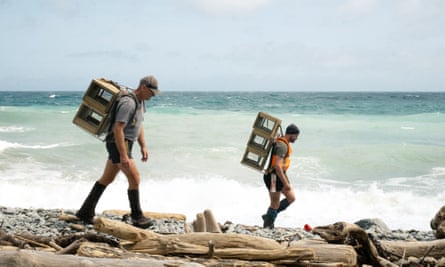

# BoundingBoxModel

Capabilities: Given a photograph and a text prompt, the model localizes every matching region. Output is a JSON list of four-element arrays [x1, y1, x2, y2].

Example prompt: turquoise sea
[[0, 91, 444, 230]]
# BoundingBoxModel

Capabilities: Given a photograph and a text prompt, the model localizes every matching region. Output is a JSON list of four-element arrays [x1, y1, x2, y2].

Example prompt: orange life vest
[[268, 137, 292, 173]]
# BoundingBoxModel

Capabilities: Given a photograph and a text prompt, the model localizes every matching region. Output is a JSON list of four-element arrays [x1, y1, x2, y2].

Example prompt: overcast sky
[[1, 0, 444, 91]]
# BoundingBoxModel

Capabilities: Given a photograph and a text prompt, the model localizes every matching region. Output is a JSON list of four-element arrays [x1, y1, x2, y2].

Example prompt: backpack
[[73, 78, 137, 141], [104, 92, 138, 142]]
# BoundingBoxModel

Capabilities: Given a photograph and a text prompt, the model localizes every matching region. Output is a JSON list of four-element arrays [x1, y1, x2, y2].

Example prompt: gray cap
[[140, 75, 160, 95]]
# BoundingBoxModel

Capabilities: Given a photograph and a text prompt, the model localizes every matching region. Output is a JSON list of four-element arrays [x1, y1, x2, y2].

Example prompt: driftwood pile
[[2, 206, 445, 266], [431, 205, 445, 239]]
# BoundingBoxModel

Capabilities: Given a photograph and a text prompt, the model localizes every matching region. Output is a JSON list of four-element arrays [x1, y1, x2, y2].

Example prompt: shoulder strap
[[105, 93, 138, 140], [265, 137, 289, 173]]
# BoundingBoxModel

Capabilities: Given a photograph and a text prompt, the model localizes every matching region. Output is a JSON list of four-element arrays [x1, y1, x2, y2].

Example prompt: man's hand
[[141, 147, 149, 162], [120, 154, 131, 169]]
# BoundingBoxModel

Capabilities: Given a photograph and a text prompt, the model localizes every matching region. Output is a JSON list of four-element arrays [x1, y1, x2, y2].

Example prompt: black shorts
[[106, 140, 134, 164], [263, 172, 284, 192]]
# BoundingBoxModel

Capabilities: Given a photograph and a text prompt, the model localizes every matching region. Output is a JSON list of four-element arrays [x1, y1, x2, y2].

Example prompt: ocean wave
[[0, 140, 63, 153], [0, 126, 31, 133], [0, 174, 442, 230]]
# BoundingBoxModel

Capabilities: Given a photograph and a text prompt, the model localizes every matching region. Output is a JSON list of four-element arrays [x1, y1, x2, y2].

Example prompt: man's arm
[[138, 126, 148, 162], [113, 121, 130, 168]]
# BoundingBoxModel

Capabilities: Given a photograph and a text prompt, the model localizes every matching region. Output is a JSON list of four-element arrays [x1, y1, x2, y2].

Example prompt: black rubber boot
[[262, 207, 277, 229], [76, 182, 106, 224], [127, 189, 154, 229], [277, 199, 290, 213]]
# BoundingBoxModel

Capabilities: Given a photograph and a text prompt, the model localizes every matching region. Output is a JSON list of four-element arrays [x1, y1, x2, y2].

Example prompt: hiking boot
[[262, 214, 275, 229], [75, 210, 95, 225], [127, 189, 154, 228], [76, 182, 106, 224], [132, 216, 155, 229]]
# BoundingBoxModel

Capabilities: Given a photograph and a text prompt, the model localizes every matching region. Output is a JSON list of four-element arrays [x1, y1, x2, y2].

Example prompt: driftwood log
[[431, 205, 445, 239], [313, 221, 386, 266], [192, 209, 222, 233], [379, 239, 445, 261], [7, 206, 445, 266], [94, 217, 314, 262], [0, 249, 202, 267], [102, 209, 187, 221], [313, 221, 445, 266], [289, 239, 358, 266]]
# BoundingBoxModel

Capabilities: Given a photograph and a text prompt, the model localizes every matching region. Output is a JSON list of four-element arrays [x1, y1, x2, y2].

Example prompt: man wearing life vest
[[262, 123, 300, 229]]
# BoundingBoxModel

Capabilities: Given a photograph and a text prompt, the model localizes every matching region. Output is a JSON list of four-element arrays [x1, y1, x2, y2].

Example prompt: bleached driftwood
[[193, 212, 206, 232], [379, 239, 445, 260], [312, 221, 445, 266], [102, 209, 187, 221], [94, 217, 314, 262], [431, 205, 445, 239], [0, 249, 201, 267], [191, 209, 222, 233], [313, 222, 395, 267], [94, 216, 157, 242], [289, 239, 357, 266]]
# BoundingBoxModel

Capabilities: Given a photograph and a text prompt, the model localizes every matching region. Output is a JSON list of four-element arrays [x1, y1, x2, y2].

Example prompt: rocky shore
[[3, 206, 445, 267], [0, 206, 435, 242]]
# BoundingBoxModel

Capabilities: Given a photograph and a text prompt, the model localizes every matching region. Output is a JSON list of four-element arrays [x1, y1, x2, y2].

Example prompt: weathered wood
[[130, 231, 286, 252], [379, 239, 445, 260], [212, 247, 313, 261], [69, 223, 86, 231], [0, 245, 19, 251], [0, 233, 31, 249], [312, 221, 445, 265], [94, 217, 314, 262], [0, 249, 202, 267], [56, 238, 84, 255], [94, 217, 158, 242], [54, 232, 120, 249], [430, 205, 445, 230], [77, 241, 124, 258], [58, 213, 79, 222], [377, 257, 398, 267], [48, 240, 63, 251], [289, 239, 357, 266], [78, 241, 282, 267], [102, 209, 187, 221], [14, 237, 48, 249], [193, 212, 206, 232], [431, 205, 445, 238], [437, 221, 445, 239], [130, 231, 287, 254], [132, 238, 313, 261], [203, 209, 222, 233], [313, 222, 382, 267]]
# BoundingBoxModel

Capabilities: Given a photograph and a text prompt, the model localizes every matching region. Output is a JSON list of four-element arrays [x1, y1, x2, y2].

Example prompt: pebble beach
[[0, 206, 436, 242]]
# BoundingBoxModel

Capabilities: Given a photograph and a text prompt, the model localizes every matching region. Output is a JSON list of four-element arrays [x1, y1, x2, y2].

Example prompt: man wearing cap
[[262, 123, 300, 229], [76, 75, 160, 228]]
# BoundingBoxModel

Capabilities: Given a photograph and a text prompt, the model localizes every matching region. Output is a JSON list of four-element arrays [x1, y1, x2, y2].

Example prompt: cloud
[[67, 50, 138, 61], [338, 0, 378, 15], [191, 0, 271, 15]]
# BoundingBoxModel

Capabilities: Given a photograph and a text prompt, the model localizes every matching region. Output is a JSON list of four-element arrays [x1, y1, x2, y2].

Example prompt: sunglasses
[[145, 84, 158, 90]]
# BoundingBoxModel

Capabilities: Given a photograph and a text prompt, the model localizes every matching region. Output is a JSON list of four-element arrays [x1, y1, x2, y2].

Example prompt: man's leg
[[277, 188, 295, 213], [121, 159, 153, 228], [262, 192, 281, 229], [77, 160, 119, 223]]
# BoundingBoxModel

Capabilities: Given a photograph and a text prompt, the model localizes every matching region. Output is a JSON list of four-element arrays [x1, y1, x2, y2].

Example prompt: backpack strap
[[105, 93, 138, 142]]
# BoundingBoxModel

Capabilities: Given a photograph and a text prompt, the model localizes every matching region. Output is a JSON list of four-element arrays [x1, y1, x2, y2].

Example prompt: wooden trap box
[[241, 112, 282, 171], [82, 78, 121, 113], [72, 78, 122, 139]]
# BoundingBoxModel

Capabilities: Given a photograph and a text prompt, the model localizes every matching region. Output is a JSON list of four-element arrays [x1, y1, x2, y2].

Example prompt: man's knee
[[287, 196, 296, 203]]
